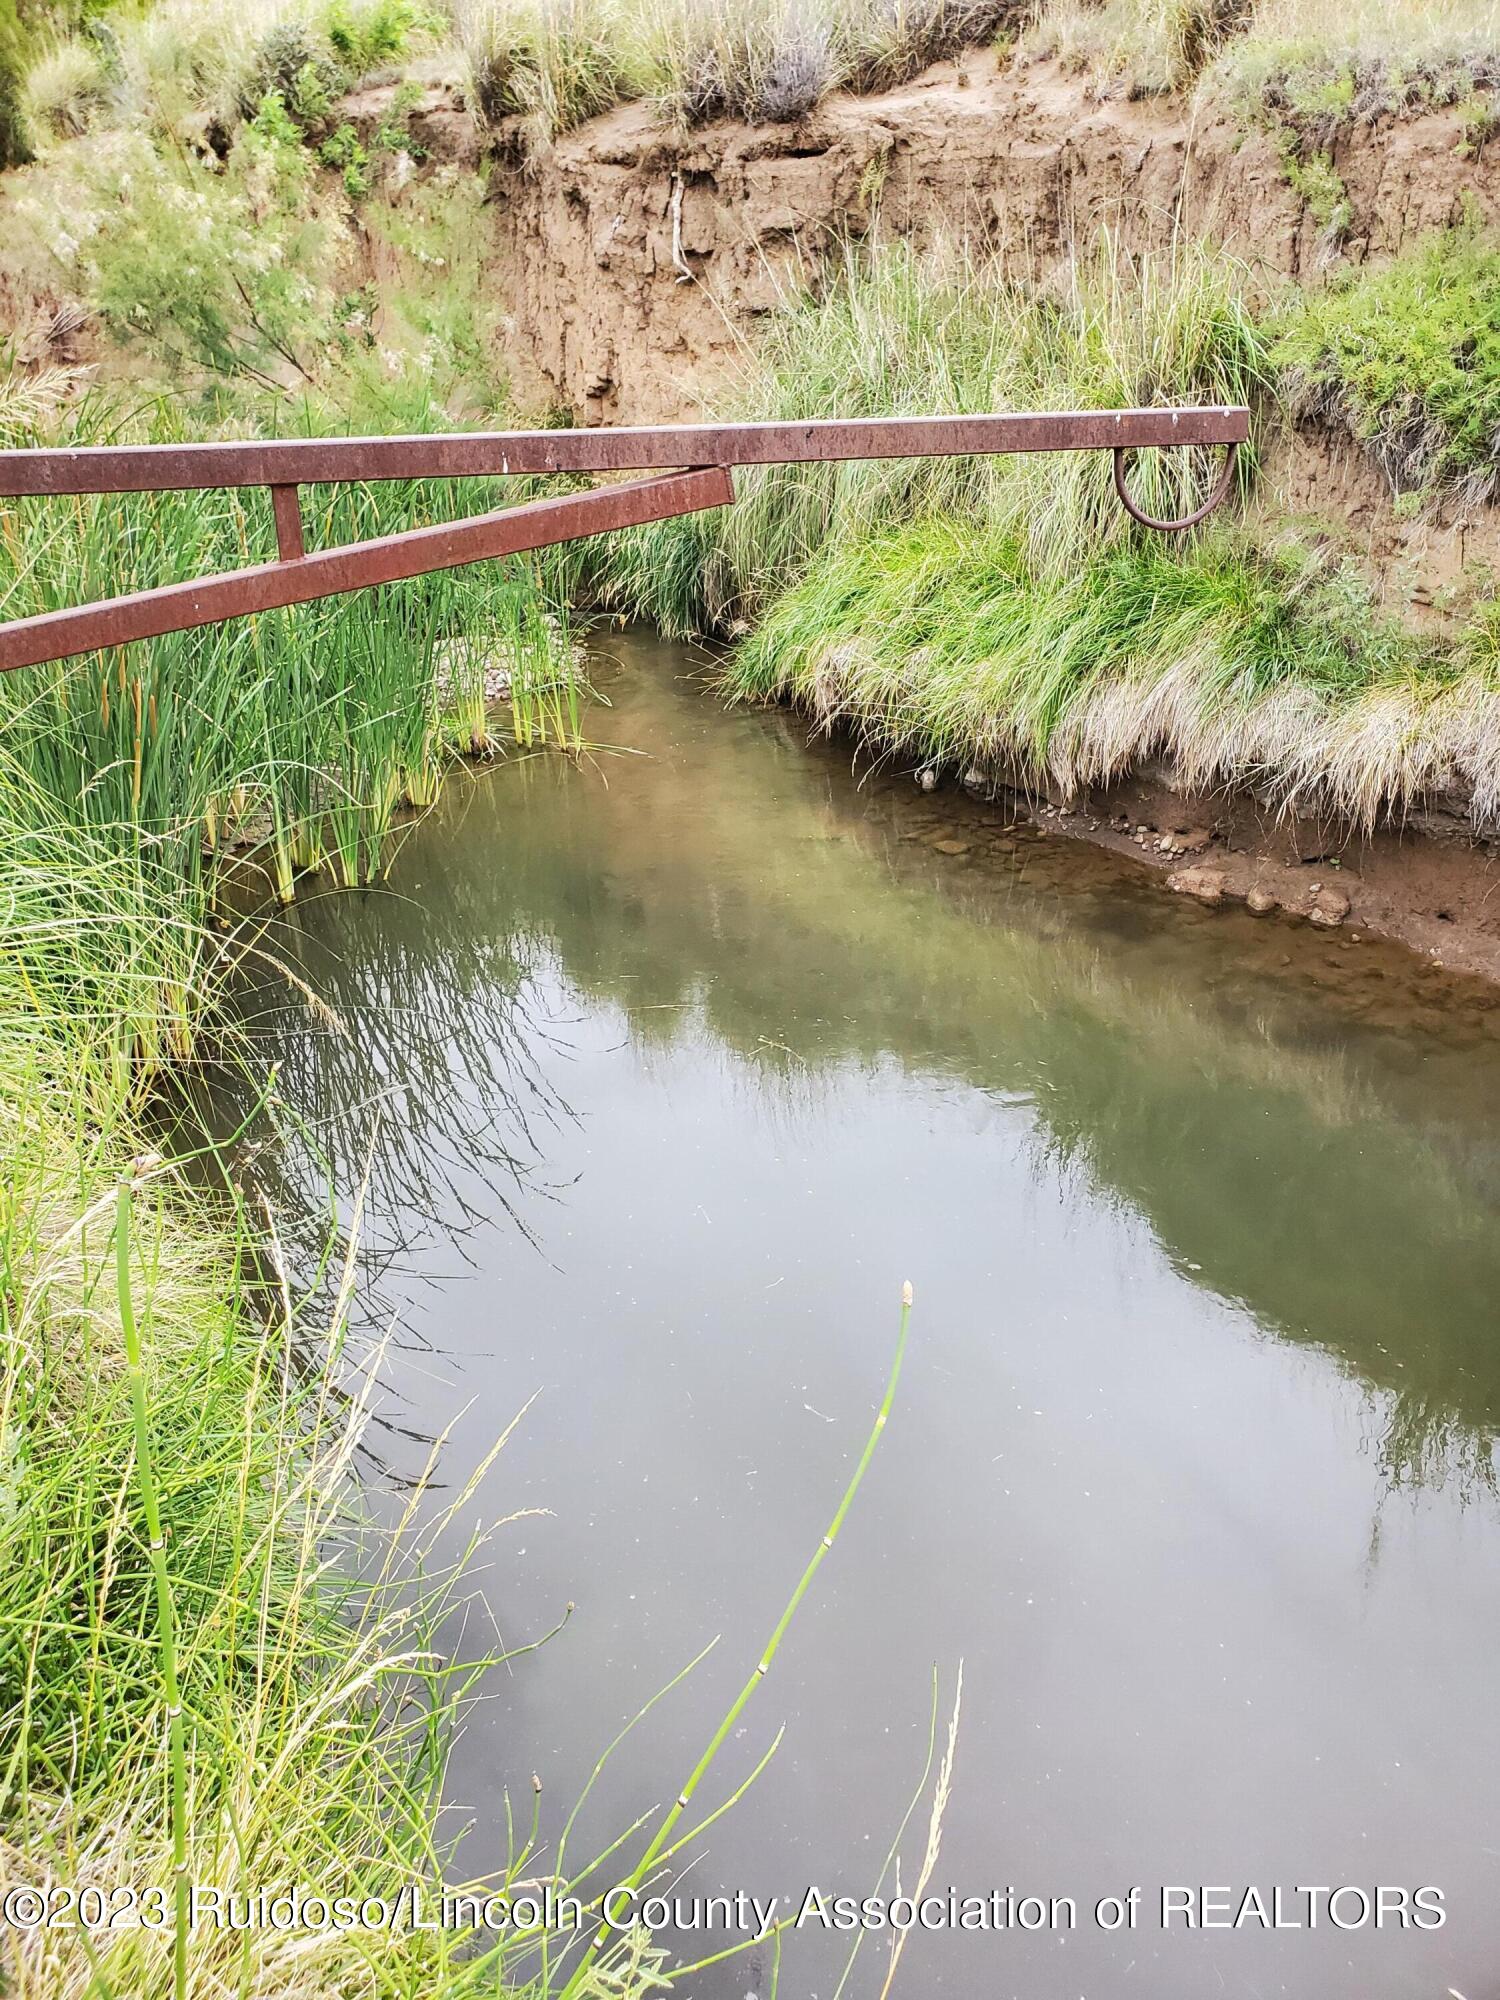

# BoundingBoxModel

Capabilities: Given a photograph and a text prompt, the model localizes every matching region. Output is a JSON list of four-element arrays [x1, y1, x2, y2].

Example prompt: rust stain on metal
[[0, 408, 1248, 673]]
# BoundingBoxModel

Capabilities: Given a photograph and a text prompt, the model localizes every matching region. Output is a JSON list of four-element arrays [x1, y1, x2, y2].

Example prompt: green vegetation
[[582, 232, 1267, 633], [0, 783, 508, 1998], [0, 0, 28, 166], [19, 0, 442, 152], [0, 349, 593, 1991], [581, 230, 1500, 829], [10, 0, 1495, 169], [1209, 0, 1500, 132], [1274, 225, 1500, 504], [1024, 0, 1499, 112], [13, 73, 468, 393], [0, 392, 576, 903], [728, 517, 1500, 828]]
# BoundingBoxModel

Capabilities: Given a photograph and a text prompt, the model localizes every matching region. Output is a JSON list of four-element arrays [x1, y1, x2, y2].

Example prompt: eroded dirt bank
[[477, 47, 1500, 427]]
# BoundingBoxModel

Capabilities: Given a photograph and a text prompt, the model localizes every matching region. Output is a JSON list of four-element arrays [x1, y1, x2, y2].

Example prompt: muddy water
[[231, 632, 1500, 1999]]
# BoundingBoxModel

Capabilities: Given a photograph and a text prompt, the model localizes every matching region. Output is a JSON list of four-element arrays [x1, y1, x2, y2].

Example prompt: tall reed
[[0, 391, 579, 921]]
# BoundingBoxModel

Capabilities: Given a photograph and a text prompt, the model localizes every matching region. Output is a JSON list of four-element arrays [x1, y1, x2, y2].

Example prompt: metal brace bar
[[270, 484, 305, 562], [0, 407, 1249, 673], [0, 467, 734, 674], [0, 408, 1250, 496]]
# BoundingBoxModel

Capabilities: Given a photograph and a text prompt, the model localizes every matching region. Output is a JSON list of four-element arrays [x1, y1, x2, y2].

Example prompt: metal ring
[[1111, 439, 1240, 533]]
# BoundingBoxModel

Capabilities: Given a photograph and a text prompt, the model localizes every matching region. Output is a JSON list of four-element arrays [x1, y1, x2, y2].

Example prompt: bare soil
[[991, 769, 1500, 981], [476, 49, 1500, 426]]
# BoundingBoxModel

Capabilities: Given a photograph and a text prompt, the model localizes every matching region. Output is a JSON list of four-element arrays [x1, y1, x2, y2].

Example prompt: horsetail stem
[[115, 1182, 189, 2000]]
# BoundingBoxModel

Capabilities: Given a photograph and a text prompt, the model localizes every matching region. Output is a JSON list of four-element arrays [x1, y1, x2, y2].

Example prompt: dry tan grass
[[1024, 0, 1249, 95], [1025, 0, 1500, 101]]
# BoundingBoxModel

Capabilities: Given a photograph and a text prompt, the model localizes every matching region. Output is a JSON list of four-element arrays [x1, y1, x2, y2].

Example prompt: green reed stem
[[559, 1281, 913, 1999], [115, 1182, 189, 2000]]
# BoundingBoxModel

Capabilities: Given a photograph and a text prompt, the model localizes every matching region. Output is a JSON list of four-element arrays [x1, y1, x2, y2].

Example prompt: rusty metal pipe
[[0, 467, 734, 674], [1112, 440, 1241, 533], [0, 408, 1249, 497]]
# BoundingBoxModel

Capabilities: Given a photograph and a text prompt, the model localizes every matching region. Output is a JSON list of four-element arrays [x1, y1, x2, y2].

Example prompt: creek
[[222, 630, 1500, 1999]]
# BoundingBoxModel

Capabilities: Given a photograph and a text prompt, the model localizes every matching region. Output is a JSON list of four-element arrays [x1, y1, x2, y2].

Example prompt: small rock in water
[[933, 837, 971, 856], [961, 766, 988, 794], [916, 765, 939, 792], [1246, 885, 1278, 915], [1308, 885, 1351, 928], [1168, 865, 1226, 906]]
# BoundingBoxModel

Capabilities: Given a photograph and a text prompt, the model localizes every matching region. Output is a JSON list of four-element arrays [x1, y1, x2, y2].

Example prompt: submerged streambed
[[226, 631, 1500, 1999]]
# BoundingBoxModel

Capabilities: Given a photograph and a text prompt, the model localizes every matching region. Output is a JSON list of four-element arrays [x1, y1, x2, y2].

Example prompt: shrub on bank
[[1274, 226, 1500, 506], [16, 0, 441, 153]]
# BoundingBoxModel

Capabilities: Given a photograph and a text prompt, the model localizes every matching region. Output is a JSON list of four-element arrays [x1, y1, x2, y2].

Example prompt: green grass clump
[[0, 0, 30, 166], [582, 231, 1267, 634], [18, 0, 442, 154], [457, 0, 634, 137], [1274, 227, 1500, 504], [729, 515, 1500, 826], [0, 782, 511, 1999], [584, 228, 1500, 832]]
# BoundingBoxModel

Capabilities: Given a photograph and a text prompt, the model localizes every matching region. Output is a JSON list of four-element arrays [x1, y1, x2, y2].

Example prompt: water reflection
[[216, 632, 1500, 1999], [231, 644, 1500, 1495]]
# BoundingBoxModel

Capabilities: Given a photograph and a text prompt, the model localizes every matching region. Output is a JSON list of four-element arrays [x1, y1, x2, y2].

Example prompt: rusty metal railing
[[0, 407, 1248, 673]]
